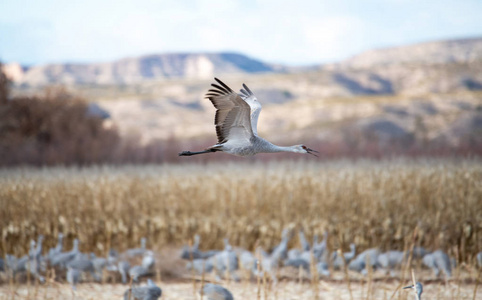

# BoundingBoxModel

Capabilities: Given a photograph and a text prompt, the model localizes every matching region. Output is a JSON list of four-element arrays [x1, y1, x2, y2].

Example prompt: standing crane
[[179, 78, 318, 157], [199, 283, 234, 300], [124, 279, 162, 300], [404, 282, 423, 300]]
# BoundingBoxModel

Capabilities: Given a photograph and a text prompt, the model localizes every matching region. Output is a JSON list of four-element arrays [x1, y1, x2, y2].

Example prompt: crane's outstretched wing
[[239, 83, 262, 136], [205, 78, 254, 145]]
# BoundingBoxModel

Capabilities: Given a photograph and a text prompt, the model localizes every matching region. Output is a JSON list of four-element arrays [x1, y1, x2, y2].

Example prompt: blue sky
[[1, 0, 482, 66]]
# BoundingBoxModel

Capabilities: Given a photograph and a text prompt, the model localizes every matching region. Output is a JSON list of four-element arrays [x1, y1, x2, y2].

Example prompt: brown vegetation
[[0, 63, 120, 166], [0, 89, 121, 166], [1, 160, 481, 264]]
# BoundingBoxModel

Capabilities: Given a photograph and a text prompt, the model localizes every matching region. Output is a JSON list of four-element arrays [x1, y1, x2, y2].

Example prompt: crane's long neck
[[264, 143, 300, 153]]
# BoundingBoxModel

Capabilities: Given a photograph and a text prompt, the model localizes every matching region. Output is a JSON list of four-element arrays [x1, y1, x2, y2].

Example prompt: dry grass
[[1, 159, 482, 299], [1, 159, 481, 260]]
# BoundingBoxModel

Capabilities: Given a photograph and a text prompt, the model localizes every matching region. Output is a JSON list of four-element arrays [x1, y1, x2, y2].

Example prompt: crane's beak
[[306, 147, 319, 157], [403, 285, 414, 289]]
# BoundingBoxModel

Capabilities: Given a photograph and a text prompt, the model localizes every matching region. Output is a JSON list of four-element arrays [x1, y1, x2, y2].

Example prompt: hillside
[[3, 52, 277, 86], [339, 37, 482, 68], [5, 37, 482, 155], [326, 37, 482, 96]]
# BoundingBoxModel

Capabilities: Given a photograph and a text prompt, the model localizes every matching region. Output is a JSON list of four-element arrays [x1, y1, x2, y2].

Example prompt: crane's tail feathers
[[178, 149, 218, 156]]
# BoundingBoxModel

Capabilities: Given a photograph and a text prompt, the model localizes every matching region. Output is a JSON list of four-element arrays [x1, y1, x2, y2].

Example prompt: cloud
[[301, 16, 368, 62]]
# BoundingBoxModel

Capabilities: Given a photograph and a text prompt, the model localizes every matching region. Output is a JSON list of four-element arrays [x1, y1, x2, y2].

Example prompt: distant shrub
[[0, 62, 8, 104], [0, 63, 120, 166]]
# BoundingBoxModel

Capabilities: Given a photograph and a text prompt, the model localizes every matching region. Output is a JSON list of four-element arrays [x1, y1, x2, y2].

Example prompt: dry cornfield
[[1, 158, 481, 261], [1, 159, 482, 299]]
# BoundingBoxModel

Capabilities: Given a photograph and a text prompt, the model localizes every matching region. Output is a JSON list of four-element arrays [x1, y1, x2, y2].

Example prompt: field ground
[[0, 275, 480, 299]]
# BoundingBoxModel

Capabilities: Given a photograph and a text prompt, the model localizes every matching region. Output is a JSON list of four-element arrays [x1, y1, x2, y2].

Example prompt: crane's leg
[[178, 149, 218, 156]]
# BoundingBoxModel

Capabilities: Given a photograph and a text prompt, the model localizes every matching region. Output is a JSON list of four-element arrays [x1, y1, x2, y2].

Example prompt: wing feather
[[239, 83, 262, 136], [205, 78, 254, 144]]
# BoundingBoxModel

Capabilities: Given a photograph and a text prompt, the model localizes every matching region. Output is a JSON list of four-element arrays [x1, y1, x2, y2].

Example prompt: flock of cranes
[[1, 230, 481, 299], [0, 235, 230, 299], [181, 230, 457, 283]]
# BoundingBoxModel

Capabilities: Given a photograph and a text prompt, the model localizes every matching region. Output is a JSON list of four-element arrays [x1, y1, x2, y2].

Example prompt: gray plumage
[[126, 237, 147, 258], [67, 253, 94, 272], [287, 230, 311, 260], [29, 235, 43, 260], [199, 283, 234, 300], [422, 249, 452, 278], [271, 242, 323, 280], [124, 279, 162, 300], [316, 261, 330, 277], [28, 239, 36, 258], [35, 235, 44, 258], [252, 247, 278, 282], [212, 239, 239, 280], [180, 248, 218, 260], [477, 251, 482, 268], [91, 253, 107, 279], [201, 250, 221, 259], [312, 231, 329, 263], [239, 250, 256, 272], [404, 282, 423, 300], [411, 246, 428, 259], [126, 251, 156, 282], [179, 78, 317, 157], [181, 235, 209, 260], [67, 253, 100, 281], [67, 267, 81, 290], [332, 243, 356, 270], [270, 229, 291, 264], [5, 254, 28, 276], [422, 253, 436, 272], [347, 258, 365, 273], [108, 249, 119, 263], [299, 230, 310, 252], [250, 229, 292, 282], [186, 258, 214, 275], [50, 239, 79, 268], [348, 248, 380, 274], [284, 250, 323, 277], [118, 260, 131, 284], [104, 249, 119, 271], [287, 249, 302, 260], [26, 240, 45, 283], [141, 251, 155, 270], [48, 233, 64, 261], [129, 265, 151, 282], [0, 258, 4, 272], [377, 250, 406, 271], [283, 258, 310, 273]]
